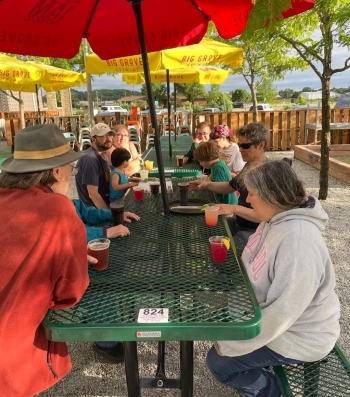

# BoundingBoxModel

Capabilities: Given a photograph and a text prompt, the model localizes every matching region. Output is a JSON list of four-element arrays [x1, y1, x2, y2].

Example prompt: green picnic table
[[42, 178, 262, 397], [142, 147, 202, 178], [0, 147, 12, 166]]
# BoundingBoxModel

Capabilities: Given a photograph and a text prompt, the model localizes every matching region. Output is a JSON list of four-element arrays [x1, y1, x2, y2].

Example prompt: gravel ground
[[39, 151, 350, 397]]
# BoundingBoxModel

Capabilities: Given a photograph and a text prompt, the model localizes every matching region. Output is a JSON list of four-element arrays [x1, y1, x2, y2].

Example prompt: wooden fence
[[2, 108, 350, 151]]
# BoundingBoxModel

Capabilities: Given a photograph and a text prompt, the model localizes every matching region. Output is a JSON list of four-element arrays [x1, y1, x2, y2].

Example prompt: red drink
[[87, 239, 110, 270], [209, 237, 228, 263], [133, 186, 145, 201]]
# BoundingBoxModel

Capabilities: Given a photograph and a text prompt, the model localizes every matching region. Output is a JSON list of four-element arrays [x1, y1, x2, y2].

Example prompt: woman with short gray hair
[[206, 160, 340, 397]]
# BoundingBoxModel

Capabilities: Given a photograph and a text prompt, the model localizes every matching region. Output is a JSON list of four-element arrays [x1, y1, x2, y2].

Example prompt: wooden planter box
[[294, 144, 350, 184]]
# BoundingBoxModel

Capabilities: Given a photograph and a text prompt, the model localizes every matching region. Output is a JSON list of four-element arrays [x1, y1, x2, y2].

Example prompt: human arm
[[50, 202, 90, 309], [86, 184, 110, 209], [72, 198, 112, 225], [188, 180, 235, 194], [111, 171, 138, 191], [218, 204, 262, 223], [183, 143, 197, 164]]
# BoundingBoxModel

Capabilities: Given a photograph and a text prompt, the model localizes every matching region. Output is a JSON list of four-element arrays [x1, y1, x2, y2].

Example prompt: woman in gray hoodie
[[206, 160, 340, 397]]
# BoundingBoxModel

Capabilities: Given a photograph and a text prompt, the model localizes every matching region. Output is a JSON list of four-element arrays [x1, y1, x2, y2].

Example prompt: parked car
[[249, 104, 274, 111], [141, 109, 167, 115], [233, 102, 244, 108], [100, 105, 128, 114], [201, 107, 221, 113]]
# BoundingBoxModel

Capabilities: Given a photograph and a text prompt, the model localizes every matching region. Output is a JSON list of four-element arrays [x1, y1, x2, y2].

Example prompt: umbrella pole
[[131, 0, 169, 215], [166, 69, 172, 157], [35, 84, 41, 124], [174, 83, 177, 142]]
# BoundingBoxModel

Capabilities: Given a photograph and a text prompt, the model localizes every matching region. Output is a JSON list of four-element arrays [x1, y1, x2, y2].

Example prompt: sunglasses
[[238, 142, 255, 149]]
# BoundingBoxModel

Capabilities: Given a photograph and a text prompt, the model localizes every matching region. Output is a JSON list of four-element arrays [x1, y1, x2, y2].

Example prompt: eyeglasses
[[238, 142, 255, 150], [116, 134, 129, 138], [69, 164, 78, 176], [197, 132, 210, 137]]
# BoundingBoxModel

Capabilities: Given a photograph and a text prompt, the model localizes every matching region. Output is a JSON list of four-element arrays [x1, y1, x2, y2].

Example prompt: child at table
[[193, 141, 238, 204], [110, 148, 139, 202]]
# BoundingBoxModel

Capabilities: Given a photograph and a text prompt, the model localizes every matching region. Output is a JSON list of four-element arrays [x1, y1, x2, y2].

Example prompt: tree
[[141, 83, 167, 105], [175, 81, 206, 104], [231, 88, 251, 103], [278, 88, 295, 99], [209, 24, 309, 122], [278, 0, 350, 199], [256, 78, 278, 103]]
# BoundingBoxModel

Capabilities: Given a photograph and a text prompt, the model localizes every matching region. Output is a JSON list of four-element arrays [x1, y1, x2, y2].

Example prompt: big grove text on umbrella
[[0, 0, 315, 215]]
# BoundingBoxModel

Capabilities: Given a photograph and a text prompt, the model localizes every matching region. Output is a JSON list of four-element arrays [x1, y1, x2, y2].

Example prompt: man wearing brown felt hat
[[0, 124, 91, 396]]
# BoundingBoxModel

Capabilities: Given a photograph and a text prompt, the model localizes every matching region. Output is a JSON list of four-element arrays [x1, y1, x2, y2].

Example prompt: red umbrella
[[0, 0, 314, 60], [0, 0, 314, 215]]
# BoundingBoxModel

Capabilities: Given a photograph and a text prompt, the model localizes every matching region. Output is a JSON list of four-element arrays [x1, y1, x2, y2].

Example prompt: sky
[[78, 45, 350, 94]]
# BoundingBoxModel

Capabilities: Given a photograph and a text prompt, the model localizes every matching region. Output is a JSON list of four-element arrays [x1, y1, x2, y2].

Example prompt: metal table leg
[[180, 341, 194, 397], [124, 342, 141, 397]]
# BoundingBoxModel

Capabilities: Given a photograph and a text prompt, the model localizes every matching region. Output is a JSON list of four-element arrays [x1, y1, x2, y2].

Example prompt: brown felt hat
[[1, 124, 85, 173]]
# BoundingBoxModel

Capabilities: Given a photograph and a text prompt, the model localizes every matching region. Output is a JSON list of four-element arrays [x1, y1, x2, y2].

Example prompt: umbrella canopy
[[0, 54, 49, 90], [86, 39, 243, 74], [122, 67, 231, 85], [0, 0, 314, 60], [0, 57, 86, 93]]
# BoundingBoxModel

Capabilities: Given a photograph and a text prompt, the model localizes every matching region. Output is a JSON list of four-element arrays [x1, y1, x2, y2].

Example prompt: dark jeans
[[226, 216, 256, 256], [206, 345, 302, 397]]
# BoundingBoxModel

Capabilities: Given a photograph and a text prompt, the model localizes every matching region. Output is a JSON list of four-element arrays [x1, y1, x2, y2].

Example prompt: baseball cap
[[90, 123, 115, 137], [209, 125, 233, 140]]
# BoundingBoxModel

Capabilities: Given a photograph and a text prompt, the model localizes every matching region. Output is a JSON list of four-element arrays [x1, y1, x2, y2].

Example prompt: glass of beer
[[87, 238, 111, 271], [176, 155, 184, 167]]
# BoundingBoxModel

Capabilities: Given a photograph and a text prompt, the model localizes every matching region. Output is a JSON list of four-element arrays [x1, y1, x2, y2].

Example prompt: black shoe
[[92, 342, 124, 364]]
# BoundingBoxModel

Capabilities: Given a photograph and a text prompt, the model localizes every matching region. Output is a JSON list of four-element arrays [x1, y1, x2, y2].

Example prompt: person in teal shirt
[[194, 141, 238, 205], [110, 147, 139, 202]]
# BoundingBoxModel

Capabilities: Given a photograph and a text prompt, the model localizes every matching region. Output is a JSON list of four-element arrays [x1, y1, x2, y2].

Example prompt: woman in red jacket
[[0, 124, 91, 397]]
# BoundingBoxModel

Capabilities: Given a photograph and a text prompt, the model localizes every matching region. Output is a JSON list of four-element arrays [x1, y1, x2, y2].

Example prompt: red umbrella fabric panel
[[0, 0, 314, 60]]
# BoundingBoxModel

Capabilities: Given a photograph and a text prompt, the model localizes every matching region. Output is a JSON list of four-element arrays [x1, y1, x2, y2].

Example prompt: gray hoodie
[[216, 196, 340, 362]]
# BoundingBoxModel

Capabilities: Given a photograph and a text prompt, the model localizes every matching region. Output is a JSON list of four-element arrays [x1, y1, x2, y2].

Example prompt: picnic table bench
[[273, 343, 350, 396]]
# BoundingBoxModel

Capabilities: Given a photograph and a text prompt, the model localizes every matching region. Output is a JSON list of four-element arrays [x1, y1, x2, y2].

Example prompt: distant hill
[[71, 88, 142, 102]]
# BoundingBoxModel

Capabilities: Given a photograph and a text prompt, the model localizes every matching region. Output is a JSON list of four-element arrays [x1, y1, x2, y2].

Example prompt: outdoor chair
[[145, 134, 155, 150], [129, 131, 141, 153]]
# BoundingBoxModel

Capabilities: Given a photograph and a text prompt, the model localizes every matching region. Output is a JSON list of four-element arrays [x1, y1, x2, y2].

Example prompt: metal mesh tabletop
[[43, 180, 261, 342]]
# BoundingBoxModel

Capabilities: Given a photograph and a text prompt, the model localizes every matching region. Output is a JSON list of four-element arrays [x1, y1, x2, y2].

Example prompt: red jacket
[[0, 185, 89, 397]]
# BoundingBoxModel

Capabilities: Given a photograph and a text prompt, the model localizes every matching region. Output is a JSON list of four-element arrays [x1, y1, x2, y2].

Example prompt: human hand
[[106, 224, 130, 238], [124, 211, 140, 223], [87, 255, 98, 264], [188, 180, 208, 191], [183, 156, 189, 164]]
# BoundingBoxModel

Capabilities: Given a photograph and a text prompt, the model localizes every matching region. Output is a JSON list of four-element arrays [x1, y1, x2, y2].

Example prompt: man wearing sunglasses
[[76, 123, 116, 209], [189, 122, 269, 255]]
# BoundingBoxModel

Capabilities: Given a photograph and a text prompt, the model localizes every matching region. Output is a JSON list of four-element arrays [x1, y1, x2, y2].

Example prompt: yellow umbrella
[[86, 38, 243, 74], [0, 54, 49, 90], [122, 66, 230, 85]]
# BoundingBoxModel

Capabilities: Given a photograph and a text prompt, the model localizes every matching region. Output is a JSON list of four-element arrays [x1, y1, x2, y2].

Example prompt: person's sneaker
[[92, 342, 124, 364]]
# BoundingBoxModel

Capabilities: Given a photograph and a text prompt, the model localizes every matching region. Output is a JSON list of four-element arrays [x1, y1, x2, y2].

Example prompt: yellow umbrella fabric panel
[[86, 52, 161, 74], [160, 38, 243, 69], [86, 39, 243, 74], [0, 53, 49, 89], [122, 67, 230, 85]]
